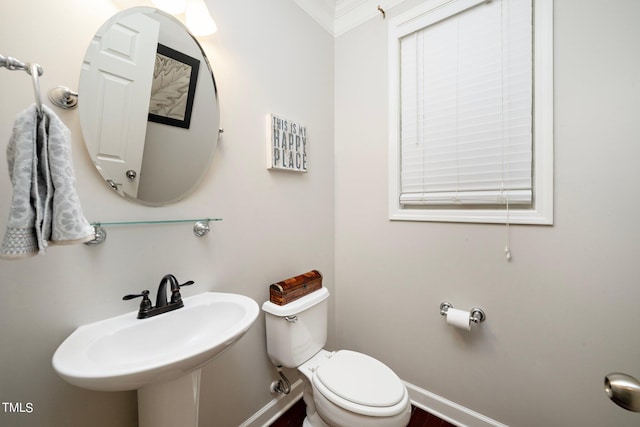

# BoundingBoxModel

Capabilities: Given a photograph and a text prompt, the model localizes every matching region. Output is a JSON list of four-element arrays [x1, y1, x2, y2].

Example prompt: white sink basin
[[52, 292, 259, 392]]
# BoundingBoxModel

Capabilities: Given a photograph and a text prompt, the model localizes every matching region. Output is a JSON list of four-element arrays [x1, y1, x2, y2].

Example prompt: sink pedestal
[[138, 369, 202, 427]]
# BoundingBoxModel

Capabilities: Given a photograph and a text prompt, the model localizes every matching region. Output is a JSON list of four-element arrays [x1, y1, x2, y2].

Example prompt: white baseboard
[[240, 378, 508, 427], [239, 379, 304, 427], [404, 381, 509, 427]]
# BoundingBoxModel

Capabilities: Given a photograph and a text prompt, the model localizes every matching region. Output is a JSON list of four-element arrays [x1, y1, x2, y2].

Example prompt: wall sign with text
[[268, 114, 308, 172]]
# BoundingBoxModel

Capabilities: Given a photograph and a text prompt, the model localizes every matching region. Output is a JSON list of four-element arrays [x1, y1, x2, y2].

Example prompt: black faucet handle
[[170, 280, 195, 304], [123, 290, 153, 314], [123, 289, 150, 300]]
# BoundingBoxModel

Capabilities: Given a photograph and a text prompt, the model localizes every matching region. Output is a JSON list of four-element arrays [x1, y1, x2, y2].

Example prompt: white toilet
[[262, 287, 412, 427]]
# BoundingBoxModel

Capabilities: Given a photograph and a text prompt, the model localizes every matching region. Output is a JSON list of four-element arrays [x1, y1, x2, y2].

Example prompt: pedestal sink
[[52, 292, 259, 427]]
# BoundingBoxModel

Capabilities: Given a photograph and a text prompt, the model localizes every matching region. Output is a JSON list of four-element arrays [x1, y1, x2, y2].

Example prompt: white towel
[[1, 105, 94, 259]]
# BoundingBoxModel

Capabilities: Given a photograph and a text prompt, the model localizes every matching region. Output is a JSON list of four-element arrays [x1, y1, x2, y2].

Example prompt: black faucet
[[123, 274, 194, 319]]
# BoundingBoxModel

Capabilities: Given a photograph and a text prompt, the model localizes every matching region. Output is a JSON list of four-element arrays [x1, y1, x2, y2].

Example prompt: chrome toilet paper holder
[[440, 301, 486, 324]]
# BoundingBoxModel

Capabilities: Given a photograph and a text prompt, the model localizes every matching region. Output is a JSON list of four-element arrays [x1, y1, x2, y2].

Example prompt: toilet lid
[[314, 350, 405, 407]]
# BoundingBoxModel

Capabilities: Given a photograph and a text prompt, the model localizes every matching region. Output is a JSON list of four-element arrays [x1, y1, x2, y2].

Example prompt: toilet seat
[[312, 350, 408, 417]]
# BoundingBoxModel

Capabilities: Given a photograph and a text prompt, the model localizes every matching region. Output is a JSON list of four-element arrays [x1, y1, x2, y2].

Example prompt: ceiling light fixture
[[185, 0, 217, 36]]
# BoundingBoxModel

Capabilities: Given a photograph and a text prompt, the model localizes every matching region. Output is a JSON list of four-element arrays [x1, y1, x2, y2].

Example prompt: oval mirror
[[78, 7, 220, 206]]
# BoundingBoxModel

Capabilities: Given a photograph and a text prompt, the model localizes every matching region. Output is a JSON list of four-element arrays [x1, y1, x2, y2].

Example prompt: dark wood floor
[[270, 398, 455, 427]]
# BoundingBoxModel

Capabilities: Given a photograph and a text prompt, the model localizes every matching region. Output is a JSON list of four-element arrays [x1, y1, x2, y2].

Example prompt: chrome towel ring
[[0, 54, 44, 117]]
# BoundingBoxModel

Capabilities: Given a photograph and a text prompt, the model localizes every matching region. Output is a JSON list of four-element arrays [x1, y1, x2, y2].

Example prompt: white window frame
[[388, 0, 553, 224]]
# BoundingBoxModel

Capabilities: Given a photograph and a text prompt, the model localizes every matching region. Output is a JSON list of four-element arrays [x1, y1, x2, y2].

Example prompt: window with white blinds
[[388, 0, 553, 224]]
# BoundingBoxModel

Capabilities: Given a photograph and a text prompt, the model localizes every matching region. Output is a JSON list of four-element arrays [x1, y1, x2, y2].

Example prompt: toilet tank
[[262, 287, 329, 368]]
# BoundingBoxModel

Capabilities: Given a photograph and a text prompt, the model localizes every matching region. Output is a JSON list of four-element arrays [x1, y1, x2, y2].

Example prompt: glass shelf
[[85, 218, 222, 246]]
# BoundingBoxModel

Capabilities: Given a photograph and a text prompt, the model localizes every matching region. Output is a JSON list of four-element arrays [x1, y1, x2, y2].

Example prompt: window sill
[[389, 205, 553, 225]]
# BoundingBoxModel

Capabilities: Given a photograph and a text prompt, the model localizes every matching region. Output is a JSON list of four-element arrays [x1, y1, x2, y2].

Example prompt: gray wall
[[334, 0, 640, 426], [0, 0, 334, 426]]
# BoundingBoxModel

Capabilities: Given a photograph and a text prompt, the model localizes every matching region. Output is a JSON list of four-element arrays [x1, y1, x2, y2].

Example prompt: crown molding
[[294, 0, 406, 36], [335, 0, 404, 36]]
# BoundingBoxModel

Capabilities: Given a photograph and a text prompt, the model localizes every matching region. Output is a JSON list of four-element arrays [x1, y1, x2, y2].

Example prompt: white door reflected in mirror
[[78, 7, 220, 206]]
